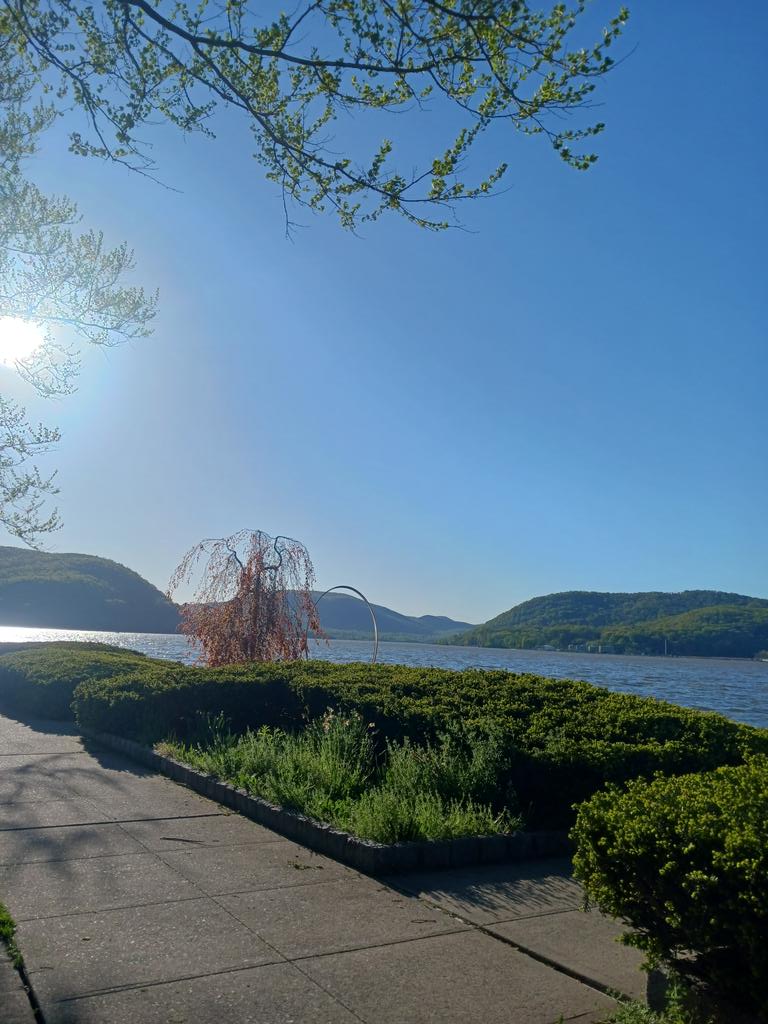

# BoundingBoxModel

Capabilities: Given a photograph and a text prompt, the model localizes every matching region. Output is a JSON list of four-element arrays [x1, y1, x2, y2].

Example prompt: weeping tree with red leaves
[[167, 529, 322, 667]]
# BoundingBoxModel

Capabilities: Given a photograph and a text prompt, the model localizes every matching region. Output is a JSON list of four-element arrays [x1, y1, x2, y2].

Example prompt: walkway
[[0, 711, 647, 1023]]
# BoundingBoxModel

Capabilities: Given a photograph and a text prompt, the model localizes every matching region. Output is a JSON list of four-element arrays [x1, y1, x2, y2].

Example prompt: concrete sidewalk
[[0, 712, 647, 1023]]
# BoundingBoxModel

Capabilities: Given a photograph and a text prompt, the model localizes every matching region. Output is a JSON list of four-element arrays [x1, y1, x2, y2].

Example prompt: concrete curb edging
[[82, 728, 573, 874]]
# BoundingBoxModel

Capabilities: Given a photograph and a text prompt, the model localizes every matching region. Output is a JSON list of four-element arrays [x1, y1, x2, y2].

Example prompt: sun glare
[[0, 317, 45, 367]]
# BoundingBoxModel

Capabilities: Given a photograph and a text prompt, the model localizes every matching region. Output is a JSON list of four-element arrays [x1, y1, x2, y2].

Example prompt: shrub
[[72, 656, 768, 825], [598, 978, 710, 1024], [572, 758, 768, 1019], [3, 642, 761, 826], [0, 642, 154, 719], [162, 711, 517, 843], [73, 661, 309, 742]]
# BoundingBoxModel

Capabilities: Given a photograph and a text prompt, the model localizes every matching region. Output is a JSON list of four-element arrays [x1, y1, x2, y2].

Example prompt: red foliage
[[167, 529, 322, 666]]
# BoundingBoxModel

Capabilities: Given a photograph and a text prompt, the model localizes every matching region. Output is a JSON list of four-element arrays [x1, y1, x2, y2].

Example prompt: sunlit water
[[2, 625, 767, 729]]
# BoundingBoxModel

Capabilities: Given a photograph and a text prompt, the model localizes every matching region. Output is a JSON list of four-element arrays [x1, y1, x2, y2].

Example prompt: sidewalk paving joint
[[1, 712, 648, 1022]]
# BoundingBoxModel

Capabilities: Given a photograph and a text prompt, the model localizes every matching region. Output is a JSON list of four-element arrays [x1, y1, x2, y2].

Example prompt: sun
[[0, 317, 45, 367]]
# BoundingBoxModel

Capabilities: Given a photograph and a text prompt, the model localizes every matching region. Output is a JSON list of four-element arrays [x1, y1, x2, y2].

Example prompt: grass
[[599, 978, 715, 1024], [0, 901, 22, 969], [160, 711, 520, 844]]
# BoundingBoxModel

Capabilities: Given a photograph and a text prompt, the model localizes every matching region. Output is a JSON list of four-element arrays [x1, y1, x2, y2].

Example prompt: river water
[[2, 625, 767, 729]]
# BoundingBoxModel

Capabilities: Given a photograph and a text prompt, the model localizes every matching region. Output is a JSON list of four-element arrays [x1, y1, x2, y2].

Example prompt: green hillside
[[0, 547, 180, 633], [0, 547, 473, 640], [306, 591, 474, 641], [455, 590, 768, 658]]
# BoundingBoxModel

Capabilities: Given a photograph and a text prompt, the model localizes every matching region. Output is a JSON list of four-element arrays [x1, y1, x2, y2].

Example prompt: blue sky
[[2, 1, 767, 623]]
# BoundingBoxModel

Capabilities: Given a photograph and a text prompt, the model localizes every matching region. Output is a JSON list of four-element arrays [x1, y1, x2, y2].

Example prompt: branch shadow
[[385, 857, 581, 920]]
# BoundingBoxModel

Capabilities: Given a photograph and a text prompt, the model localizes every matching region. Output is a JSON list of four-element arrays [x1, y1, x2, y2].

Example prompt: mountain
[[454, 590, 768, 659], [0, 546, 474, 641], [307, 591, 474, 641], [0, 546, 180, 633]]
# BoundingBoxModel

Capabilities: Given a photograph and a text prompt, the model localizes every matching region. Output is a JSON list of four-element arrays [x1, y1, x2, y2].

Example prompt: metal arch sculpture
[[312, 585, 379, 664]]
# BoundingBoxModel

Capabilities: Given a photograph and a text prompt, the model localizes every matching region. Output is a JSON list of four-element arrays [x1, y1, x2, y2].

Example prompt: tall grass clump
[[161, 712, 518, 844], [0, 901, 22, 969]]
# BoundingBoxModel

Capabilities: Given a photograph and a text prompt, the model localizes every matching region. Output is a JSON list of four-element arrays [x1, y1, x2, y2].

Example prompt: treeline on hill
[[0, 545, 474, 641], [0, 546, 179, 633], [453, 590, 768, 658]]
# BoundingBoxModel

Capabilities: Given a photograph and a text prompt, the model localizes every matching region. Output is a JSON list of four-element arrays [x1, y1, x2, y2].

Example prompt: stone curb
[[82, 728, 573, 874]]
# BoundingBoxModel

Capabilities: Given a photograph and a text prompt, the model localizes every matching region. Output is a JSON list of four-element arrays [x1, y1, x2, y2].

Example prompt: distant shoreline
[[2, 625, 766, 665]]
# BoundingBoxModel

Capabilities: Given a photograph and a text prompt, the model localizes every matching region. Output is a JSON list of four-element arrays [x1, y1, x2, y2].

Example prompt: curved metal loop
[[312, 585, 379, 664]]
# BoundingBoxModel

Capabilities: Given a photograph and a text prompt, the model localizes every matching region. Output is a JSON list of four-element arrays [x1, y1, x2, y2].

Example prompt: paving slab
[[42, 962, 361, 1024], [1, 712, 637, 1023], [487, 909, 647, 1000], [0, 716, 84, 756], [42, 752, 224, 821], [0, 947, 24, 994], [0, 822, 145, 864], [1, 851, 200, 920], [1, 986, 37, 1023], [219, 876, 468, 959], [0, 948, 19, 994], [301, 929, 616, 1024], [19, 897, 284, 1003], [0, 768, 72, 804], [0, 797, 113, 830], [386, 857, 582, 925], [121, 811, 283, 851], [0, 948, 35, 1023], [160, 840, 351, 896]]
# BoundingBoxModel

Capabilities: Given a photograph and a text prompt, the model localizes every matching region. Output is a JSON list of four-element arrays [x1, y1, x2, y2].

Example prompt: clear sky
[[2, 1, 767, 624]]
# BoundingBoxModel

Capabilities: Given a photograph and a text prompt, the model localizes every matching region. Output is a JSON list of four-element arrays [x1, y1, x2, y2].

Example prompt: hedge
[[4, 643, 765, 827], [0, 643, 155, 719], [572, 757, 768, 1019], [71, 654, 768, 827]]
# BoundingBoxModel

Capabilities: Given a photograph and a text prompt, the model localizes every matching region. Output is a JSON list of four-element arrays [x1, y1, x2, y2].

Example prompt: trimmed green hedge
[[71, 654, 768, 827], [0, 643, 155, 719], [572, 758, 768, 1019], [5, 643, 766, 827]]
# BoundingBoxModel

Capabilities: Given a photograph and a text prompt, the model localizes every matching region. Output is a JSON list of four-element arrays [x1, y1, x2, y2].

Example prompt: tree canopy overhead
[[0, 28, 156, 544], [4, 0, 629, 229]]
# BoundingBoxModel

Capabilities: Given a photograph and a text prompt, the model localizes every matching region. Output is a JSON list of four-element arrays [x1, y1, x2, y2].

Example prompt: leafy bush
[[598, 978, 711, 1024], [0, 641, 757, 827], [162, 711, 517, 843], [0, 642, 154, 719], [70, 654, 768, 825], [572, 758, 768, 1019], [74, 660, 308, 741]]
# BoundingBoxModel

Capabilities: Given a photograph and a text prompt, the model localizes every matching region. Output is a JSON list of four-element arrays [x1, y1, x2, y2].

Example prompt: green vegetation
[[162, 711, 518, 844], [599, 980, 710, 1024], [602, 605, 768, 658], [0, 642, 156, 719], [8, 0, 629, 232], [455, 589, 768, 658], [6, 639, 767, 1009], [305, 591, 474, 642], [0, 544, 470, 641], [572, 758, 768, 1020], [0, 901, 22, 969], [66, 653, 768, 827], [0, 546, 179, 632]]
